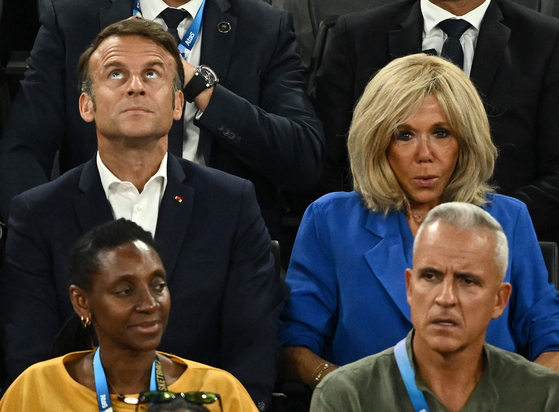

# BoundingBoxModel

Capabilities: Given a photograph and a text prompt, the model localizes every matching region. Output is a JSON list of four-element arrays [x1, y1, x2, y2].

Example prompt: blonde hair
[[348, 54, 496, 213]]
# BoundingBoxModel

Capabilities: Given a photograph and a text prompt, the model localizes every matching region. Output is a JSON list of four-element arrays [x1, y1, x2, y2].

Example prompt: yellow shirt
[[0, 351, 258, 412]]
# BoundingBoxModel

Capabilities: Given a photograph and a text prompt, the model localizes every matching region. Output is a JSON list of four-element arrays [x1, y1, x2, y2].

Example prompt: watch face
[[198, 66, 218, 84]]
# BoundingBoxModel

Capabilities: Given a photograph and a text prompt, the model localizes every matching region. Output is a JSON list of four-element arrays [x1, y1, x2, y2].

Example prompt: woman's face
[[388, 94, 459, 211], [87, 240, 170, 353]]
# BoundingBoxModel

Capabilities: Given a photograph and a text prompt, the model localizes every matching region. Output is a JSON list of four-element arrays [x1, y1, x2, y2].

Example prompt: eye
[[110, 70, 123, 79], [433, 128, 451, 138], [395, 130, 413, 141], [420, 272, 437, 281], [151, 275, 167, 293], [114, 286, 132, 296], [460, 277, 480, 286], [153, 281, 167, 293], [145, 70, 159, 79]]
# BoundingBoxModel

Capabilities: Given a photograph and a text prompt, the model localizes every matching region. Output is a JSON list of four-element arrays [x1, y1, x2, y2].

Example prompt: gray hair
[[415, 202, 509, 280]]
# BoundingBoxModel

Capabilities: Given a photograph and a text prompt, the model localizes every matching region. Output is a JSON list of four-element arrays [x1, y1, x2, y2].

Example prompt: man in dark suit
[[0, 18, 281, 411], [0, 0, 324, 241], [314, 0, 559, 244]]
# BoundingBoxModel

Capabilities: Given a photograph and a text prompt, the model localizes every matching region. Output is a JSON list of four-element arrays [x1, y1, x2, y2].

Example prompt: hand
[[181, 58, 214, 112]]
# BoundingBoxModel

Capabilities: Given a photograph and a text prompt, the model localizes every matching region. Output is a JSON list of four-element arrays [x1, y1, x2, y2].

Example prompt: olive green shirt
[[310, 332, 559, 412]]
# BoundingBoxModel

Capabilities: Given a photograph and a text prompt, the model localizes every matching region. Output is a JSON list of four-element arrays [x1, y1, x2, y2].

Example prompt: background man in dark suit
[[0, 0, 324, 242], [0, 18, 281, 411], [314, 0, 559, 244]]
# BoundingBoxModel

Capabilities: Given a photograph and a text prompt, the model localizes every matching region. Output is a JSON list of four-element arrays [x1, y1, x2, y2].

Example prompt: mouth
[[130, 320, 162, 334], [413, 176, 438, 187], [431, 318, 459, 327], [122, 107, 152, 114]]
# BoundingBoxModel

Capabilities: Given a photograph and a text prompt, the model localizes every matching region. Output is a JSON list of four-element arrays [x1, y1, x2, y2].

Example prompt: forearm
[[282, 346, 338, 387], [534, 351, 559, 374]]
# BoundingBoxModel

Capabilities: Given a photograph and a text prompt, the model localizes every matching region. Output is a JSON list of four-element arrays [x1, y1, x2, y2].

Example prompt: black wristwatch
[[183, 65, 219, 103]]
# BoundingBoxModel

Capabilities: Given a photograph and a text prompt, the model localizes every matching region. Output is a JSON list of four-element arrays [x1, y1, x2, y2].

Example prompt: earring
[[81, 316, 91, 328]]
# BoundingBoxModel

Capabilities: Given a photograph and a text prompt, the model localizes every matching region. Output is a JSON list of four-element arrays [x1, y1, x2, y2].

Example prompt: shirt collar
[[421, 0, 491, 34], [97, 151, 168, 196], [138, 0, 205, 22], [406, 329, 498, 409]]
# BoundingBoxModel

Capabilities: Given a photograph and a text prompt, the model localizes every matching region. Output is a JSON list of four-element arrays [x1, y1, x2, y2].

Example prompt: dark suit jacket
[[314, 0, 559, 244], [0, 155, 282, 409], [0, 0, 324, 238]]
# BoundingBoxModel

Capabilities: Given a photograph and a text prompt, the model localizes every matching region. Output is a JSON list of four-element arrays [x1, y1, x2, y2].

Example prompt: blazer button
[[217, 125, 224, 131]]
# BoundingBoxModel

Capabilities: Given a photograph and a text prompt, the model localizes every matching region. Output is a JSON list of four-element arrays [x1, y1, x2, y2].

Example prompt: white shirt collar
[[421, 0, 491, 34], [97, 151, 168, 196], [138, 0, 205, 22]]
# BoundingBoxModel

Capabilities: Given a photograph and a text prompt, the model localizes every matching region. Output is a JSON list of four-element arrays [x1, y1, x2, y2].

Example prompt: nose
[[416, 135, 434, 163], [136, 286, 159, 312], [435, 277, 457, 307], [127, 73, 146, 96]]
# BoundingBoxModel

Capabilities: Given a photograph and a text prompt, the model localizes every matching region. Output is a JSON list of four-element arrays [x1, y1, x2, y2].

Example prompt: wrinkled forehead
[[90, 34, 175, 74], [413, 222, 500, 277]]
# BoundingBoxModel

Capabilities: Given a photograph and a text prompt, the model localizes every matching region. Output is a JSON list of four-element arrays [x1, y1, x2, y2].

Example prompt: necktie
[[438, 19, 472, 70], [160, 8, 189, 45], [159, 8, 188, 157]]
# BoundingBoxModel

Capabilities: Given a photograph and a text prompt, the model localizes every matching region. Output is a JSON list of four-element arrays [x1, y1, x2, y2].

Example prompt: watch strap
[[183, 71, 210, 103]]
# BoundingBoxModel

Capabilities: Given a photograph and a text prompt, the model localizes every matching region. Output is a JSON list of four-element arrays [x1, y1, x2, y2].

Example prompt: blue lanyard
[[133, 0, 206, 59], [93, 348, 158, 412], [394, 338, 430, 412]]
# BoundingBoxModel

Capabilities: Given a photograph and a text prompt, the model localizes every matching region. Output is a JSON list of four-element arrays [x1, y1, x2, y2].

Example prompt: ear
[[405, 268, 413, 306], [79, 92, 95, 123], [491, 282, 512, 319], [173, 90, 184, 121], [69, 284, 91, 320]]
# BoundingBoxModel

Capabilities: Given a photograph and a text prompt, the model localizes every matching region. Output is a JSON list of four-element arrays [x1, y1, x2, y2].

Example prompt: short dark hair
[[67, 218, 162, 292], [77, 18, 185, 98], [52, 219, 162, 358]]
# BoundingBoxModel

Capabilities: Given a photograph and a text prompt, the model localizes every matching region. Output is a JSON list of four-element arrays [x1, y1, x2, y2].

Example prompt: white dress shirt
[[421, 0, 491, 77], [138, 0, 206, 164], [97, 152, 168, 237]]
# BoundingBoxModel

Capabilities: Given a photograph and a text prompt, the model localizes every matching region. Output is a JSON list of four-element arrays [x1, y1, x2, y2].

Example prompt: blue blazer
[[313, 0, 559, 244], [0, 155, 282, 408], [279, 192, 559, 366]]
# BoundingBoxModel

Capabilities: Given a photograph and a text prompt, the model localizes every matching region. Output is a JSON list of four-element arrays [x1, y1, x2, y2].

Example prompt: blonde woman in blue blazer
[[279, 54, 559, 387]]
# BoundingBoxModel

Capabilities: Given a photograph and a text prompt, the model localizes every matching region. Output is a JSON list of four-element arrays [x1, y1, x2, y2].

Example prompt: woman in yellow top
[[0, 219, 257, 412]]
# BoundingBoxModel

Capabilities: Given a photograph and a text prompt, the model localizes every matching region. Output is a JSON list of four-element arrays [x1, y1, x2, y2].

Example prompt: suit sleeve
[[278, 201, 339, 355], [196, 12, 324, 191], [312, 16, 357, 196], [509, 30, 559, 242], [220, 180, 282, 411], [505, 201, 559, 359], [0, 0, 67, 221], [0, 194, 63, 381]]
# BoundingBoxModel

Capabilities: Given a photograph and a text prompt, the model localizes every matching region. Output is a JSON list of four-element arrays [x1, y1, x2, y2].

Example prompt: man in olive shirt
[[311, 203, 559, 412]]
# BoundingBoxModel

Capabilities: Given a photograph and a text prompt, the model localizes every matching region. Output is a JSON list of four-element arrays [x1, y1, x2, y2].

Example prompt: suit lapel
[[363, 212, 412, 323], [388, 1, 424, 59], [198, 0, 236, 162], [470, 0, 510, 96], [73, 159, 115, 235], [200, 0, 236, 83], [154, 155, 194, 282], [99, 0, 135, 30]]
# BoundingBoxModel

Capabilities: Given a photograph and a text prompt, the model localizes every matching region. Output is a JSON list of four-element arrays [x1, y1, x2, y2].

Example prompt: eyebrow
[[102, 60, 167, 71], [417, 267, 485, 283], [455, 272, 484, 284], [397, 121, 450, 130], [418, 267, 444, 276]]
